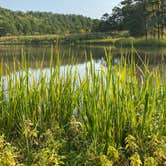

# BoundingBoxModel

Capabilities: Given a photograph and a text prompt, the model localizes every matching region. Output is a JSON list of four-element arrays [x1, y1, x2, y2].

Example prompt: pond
[[0, 44, 166, 81]]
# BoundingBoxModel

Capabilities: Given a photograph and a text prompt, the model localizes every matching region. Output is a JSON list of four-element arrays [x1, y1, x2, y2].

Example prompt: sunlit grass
[[0, 49, 165, 165]]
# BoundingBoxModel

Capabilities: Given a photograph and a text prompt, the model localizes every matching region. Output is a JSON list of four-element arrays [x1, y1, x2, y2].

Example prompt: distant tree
[[0, 7, 97, 36], [0, 27, 7, 36], [101, 13, 110, 21], [109, 7, 124, 30], [97, 0, 166, 38], [161, 0, 166, 38]]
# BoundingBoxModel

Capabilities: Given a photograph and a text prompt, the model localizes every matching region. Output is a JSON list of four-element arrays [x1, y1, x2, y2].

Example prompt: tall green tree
[[0, 7, 98, 36], [97, 0, 166, 39]]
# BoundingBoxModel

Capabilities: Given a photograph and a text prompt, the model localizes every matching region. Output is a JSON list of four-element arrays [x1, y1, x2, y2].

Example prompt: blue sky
[[0, 0, 122, 18]]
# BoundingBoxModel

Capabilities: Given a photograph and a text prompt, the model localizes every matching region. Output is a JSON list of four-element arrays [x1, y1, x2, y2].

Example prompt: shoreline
[[0, 34, 166, 47]]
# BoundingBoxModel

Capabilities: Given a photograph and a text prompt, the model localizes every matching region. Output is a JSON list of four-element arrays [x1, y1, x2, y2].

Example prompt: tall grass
[[81, 37, 166, 47], [0, 48, 165, 165]]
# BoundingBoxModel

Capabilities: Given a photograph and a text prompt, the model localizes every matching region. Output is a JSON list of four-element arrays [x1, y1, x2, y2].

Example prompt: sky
[[0, 0, 122, 19]]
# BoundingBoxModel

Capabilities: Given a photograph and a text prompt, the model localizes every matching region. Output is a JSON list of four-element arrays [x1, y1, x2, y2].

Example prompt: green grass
[[0, 33, 109, 45], [81, 37, 166, 47], [0, 35, 60, 45], [0, 49, 165, 165], [1, 33, 166, 47]]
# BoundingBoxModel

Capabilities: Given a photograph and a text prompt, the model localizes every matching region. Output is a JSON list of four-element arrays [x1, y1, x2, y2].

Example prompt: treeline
[[97, 0, 166, 39], [0, 7, 99, 36], [0, 1, 165, 39]]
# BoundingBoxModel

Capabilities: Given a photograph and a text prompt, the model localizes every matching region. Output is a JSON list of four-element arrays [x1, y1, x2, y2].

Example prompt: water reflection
[[0, 44, 166, 81]]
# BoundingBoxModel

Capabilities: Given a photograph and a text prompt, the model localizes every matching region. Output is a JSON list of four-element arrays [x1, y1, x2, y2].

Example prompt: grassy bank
[[81, 37, 166, 47], [0, 35, 60, 45], [0, 33, 166, 47], [0, 33, 109, 45], [0, 33, 103, 45], [0, 49, 165, 165]]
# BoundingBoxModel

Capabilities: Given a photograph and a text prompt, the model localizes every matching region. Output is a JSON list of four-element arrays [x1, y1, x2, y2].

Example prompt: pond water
[[0, 44, 166, 81]]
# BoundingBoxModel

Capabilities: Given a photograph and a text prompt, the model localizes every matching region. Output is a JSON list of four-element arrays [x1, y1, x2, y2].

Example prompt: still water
[[0, 44, 166, 81]]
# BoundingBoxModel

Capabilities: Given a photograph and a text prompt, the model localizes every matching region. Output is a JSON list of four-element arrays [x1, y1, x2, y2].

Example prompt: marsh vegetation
[[0, 46, 165, 165], [0, 0, 166, 165]]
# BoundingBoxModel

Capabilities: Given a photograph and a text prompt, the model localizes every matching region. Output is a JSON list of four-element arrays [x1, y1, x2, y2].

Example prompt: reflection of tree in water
[[0, 45, 166, 79], [0, 45, 105, 70]]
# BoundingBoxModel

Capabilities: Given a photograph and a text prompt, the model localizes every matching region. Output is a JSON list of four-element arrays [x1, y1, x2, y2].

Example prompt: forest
[[98, 0, 166, 39], [0, 7, 99, 36], [0, 0, 166, 39]]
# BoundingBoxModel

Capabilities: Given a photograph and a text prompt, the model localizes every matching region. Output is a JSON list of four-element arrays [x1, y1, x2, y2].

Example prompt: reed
[[0, 48, 165, 165]]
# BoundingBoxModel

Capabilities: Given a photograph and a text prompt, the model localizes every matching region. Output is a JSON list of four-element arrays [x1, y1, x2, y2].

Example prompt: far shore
[[0, 33, 166, 47]]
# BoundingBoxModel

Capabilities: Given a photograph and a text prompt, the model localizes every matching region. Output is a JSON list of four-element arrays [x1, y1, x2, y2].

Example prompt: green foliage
[[0, 48, 165, 164], [107, 146, 119, 162], [129, 153, 142, 166], [97, 0, 166, 39], [0, 7, 98, 36], [99, 155, 113, 166], [146, 135, 166, 165], [21, 120, 39, 164], [144, 157, 155, 166], [125, 135, 139, 154], [0, 135, 23, 166], [32, 129, 64, 166]]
